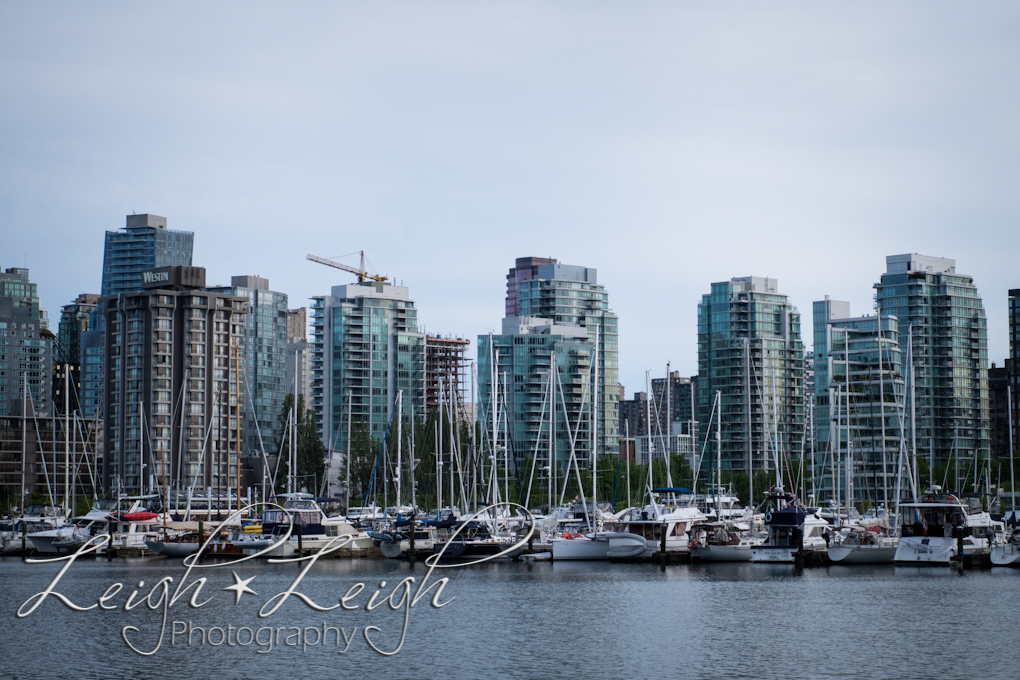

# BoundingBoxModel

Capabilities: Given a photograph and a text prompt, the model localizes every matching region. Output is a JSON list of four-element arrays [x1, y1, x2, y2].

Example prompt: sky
[[2, 2, 1018, 397]]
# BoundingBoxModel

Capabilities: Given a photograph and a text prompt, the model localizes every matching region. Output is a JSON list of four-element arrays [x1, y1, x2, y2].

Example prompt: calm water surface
[[1, 555, 1018, 680]]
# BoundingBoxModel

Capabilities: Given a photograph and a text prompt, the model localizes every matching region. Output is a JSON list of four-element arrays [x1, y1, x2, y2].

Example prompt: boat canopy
[[653, 487, 692, 494]]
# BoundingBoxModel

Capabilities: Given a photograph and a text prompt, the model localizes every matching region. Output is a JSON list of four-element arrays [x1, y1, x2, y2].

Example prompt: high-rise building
[[287, 308, 307, 341], [620, 391, 650, 442], [812, 300, 904, 505], [989, 362, 1011, 460], [1009, 289, 1020, 456], [208, 276, 289, 457], [501, 258, 619, 456], [478, 317, 595, 468], [0, 268, 52, 417], [0, 267, 40, 318], [101, 214, 194, 296], [697, 276, 805, 475], [58, 294, 100, 365], [505, 256, 557, 318], [100, 266, 246, 495], [874, 254, 989, 478], [310, 281, 425, 447], [89, 214, 195, 422]]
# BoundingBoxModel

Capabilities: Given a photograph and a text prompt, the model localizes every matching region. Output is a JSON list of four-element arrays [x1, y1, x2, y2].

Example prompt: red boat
[[120, 512, 159, 522]]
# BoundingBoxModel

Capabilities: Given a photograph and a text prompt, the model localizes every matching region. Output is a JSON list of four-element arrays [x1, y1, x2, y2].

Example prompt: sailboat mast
[[645, 370, 653, 491], [346, 389, 352, 515], [396, 390, 402, 508], [878, 312, 889, 512], [1009, 386, 1016, 514], [715, 390, 721, 510], [909, 324, 917, 495]]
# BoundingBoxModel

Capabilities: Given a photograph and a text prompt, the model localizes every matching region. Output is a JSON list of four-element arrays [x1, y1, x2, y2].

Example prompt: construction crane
[[306, 251, 389, 283]]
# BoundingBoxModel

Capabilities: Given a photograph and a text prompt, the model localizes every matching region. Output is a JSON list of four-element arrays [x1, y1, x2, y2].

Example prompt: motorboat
[[750, 506, 830, 563], [990, 530, 1020, 567], [606, 498, 708, 559], [690, 521, 764, 562], [241, 495, 364, 557], [894, 488, 1003, 565]]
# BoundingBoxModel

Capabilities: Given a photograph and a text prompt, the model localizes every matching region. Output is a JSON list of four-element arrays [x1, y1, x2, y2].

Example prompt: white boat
[[750, 506, 830, 563], [607, 501, 708, 559], [241, 495, 363, 557], [990, 530, 1020, 566], [690, 521, 764, 562], [549, 531, 647, 560], [894, 489, 1002, 565], [827, 528, 898, 564]]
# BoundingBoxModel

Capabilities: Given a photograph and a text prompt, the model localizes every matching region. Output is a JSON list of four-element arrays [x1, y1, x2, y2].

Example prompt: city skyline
[[3, 3, 1020, 397]]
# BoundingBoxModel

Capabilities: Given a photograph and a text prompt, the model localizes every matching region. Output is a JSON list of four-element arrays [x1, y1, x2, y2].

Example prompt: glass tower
[[208, 276, 289, 457], [812, 300, 904, 506], [101, 214, 194, 296], [499, 259, 619, 457], [874, 254, 989, 481], [697, 276, 805, 475], [310, 282, 425, 448]]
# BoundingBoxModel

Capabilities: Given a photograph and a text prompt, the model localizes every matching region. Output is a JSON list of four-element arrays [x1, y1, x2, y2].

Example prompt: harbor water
[[2, 556, 1019, 680]]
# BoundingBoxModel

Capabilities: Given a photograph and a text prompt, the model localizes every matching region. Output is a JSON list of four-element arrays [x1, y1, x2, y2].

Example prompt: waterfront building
[[497, 258, 619, 456], [697, 276, 805, 475], [477, 317, 594, 468], [425, 335, 470, 415], [100, 266, 246, 496], [287, 307, 306, 341], [812, 298, 904, 506], [0, 413, 100, 504], [0, 268, 52, 417], [874, 254, 989, 476], [310, 281, 425, 447], [208, 276, 288, 457]]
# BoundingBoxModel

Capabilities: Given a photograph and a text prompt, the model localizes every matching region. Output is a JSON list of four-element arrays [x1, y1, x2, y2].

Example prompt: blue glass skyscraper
[[101, 214, 193, 296]]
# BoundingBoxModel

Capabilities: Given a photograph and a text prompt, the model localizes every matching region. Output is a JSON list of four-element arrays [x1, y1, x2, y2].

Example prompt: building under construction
[[425, 335, 470, 417]]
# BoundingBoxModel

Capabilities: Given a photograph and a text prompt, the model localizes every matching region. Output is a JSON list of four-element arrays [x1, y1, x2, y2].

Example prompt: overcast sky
[[2, 2, 1018, 396]]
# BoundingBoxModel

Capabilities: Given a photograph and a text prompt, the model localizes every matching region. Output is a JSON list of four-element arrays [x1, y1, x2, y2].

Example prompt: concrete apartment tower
[[812, 297, 904, 506], [697, 276, 805, 476], [310, 281, 425, 447], [874, 254, 989, 485], [100, 266, 246, 496]]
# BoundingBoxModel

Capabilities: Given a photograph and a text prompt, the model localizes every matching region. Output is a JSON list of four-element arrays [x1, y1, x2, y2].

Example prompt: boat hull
[[749, 546, 798, 563], [691, 544, 752, 562], [990, 544, 1020, 566], [146, 540, 200, 557], [894, 536, 955, 564], [827, 545, 897, 564]]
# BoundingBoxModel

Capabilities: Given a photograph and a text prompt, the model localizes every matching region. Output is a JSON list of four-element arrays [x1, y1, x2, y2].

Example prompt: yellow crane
[[306, 251, 389, 283]]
